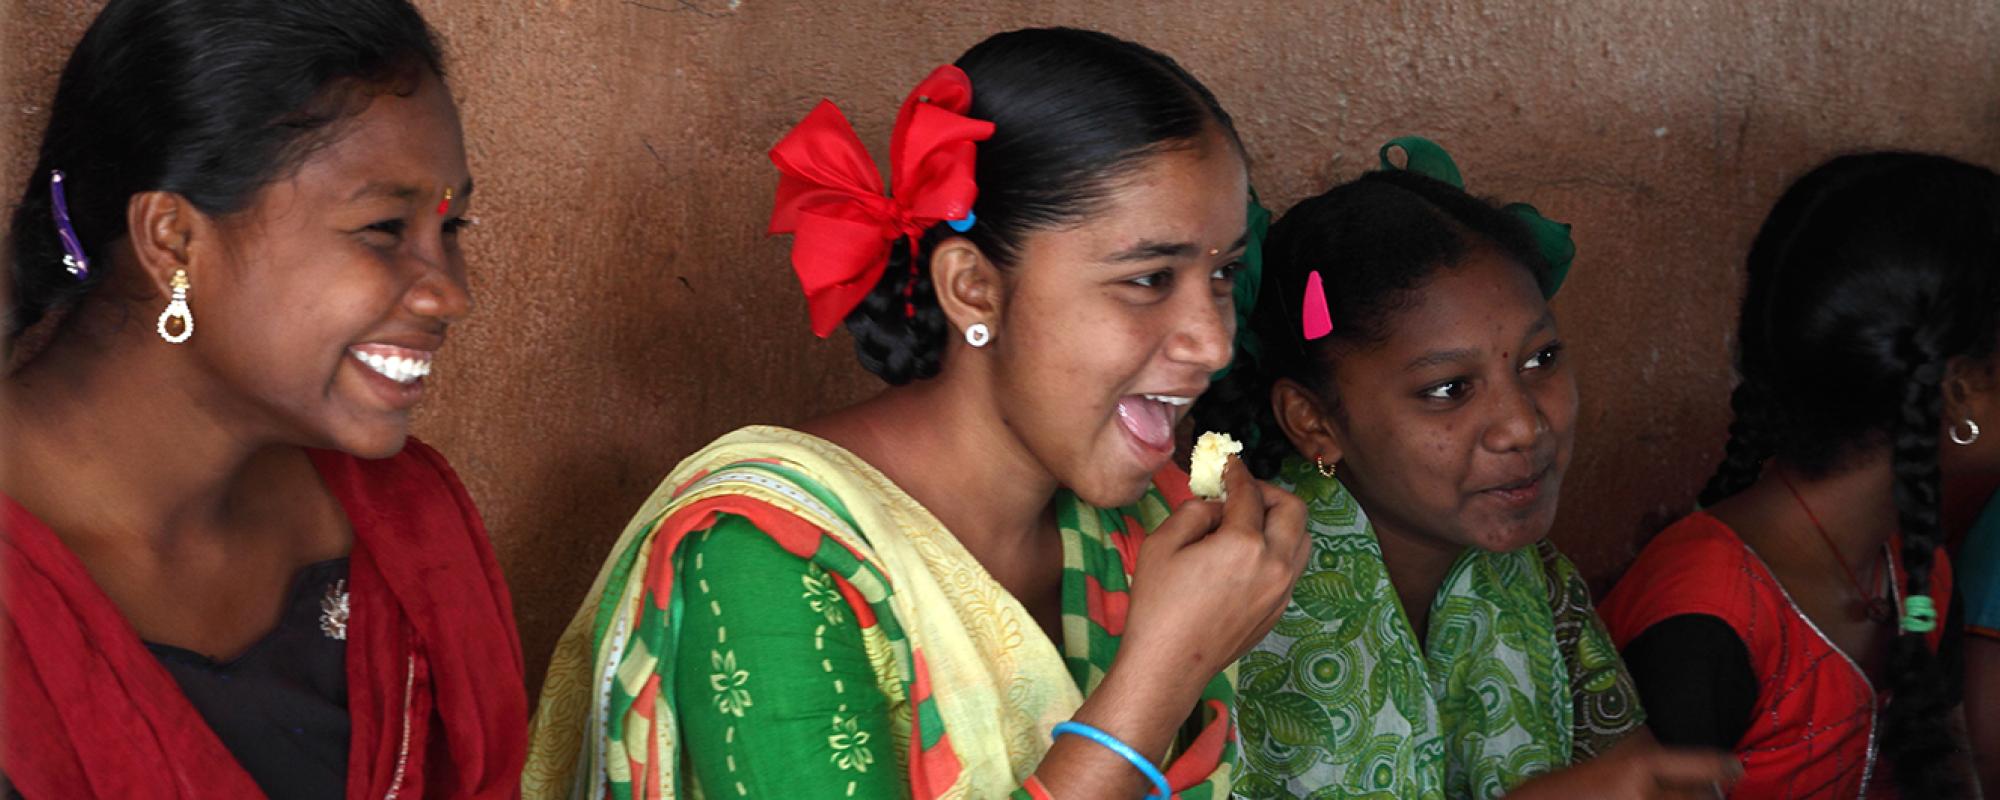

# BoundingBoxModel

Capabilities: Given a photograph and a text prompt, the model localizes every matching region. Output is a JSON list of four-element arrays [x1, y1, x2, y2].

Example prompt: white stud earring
[[1952, 418, 1981, 446], [964, 322, 991, 348], [156, 269, 193, 344]]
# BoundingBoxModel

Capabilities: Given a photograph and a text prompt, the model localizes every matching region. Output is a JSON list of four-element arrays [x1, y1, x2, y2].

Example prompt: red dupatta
[[1, 439, 526, 799]]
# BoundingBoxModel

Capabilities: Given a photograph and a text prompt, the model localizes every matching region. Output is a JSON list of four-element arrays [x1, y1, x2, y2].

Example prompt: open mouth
[[1115, 393, 1196, 454], [349, 345, 434, 386]]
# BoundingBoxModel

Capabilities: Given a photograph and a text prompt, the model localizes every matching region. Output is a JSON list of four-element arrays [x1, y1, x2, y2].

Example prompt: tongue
[[1115, 397, 1174, 452]]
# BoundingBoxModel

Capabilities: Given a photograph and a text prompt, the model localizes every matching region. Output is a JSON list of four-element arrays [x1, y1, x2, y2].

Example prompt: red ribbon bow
[[768, 65, 995, 337]]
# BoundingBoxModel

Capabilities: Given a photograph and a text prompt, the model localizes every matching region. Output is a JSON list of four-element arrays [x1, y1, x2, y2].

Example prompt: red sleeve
[[1599, 514, 1763, 650]]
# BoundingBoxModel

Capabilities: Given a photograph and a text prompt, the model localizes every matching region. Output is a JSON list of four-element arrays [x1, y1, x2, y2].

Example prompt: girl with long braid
[[1601, 152, 1995, 798]]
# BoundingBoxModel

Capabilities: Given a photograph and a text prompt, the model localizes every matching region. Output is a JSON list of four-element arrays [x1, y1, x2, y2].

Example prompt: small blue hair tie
[[947, 210, 976, 233]]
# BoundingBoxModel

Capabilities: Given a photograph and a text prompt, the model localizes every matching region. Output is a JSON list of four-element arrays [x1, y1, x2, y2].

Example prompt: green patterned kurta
[[524, 427, 1238, 799], [1235, 458, 1643, 799]]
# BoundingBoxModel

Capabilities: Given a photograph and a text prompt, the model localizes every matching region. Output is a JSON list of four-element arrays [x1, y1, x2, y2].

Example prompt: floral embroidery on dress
[[827, 712, 876, 772], [801, 567, 848, 626], [709, 650, 752, 717]]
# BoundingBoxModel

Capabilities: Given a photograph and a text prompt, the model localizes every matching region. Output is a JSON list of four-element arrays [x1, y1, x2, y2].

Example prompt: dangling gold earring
[[1316, 455, 1337, 478], [156, 269, 193, 344]]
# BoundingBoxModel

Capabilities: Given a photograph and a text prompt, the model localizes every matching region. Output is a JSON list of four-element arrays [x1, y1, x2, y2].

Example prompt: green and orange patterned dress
[[1235, 458, 1644, 799], [524, 426, 1238, 799]]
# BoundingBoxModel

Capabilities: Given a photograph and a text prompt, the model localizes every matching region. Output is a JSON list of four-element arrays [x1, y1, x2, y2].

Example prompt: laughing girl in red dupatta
[[1, 2, 525, 797]]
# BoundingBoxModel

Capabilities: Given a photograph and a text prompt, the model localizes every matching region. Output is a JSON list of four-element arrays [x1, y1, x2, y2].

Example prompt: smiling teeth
[[1143, 394, 1194, 406], [354, 351, 433, 385]]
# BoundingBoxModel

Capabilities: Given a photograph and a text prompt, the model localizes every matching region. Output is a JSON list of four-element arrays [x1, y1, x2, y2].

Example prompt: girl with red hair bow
[[527, 27, 1308, 800]]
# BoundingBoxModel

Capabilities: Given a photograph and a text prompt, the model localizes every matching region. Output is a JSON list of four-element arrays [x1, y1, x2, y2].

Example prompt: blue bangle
[[1051, 720, 1171, 799]]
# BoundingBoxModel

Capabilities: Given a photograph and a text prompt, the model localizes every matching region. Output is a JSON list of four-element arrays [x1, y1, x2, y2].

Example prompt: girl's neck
[[802, 372, 1062, 580], [3, 313, 273, 544], [1744, 453, 1901, 571]]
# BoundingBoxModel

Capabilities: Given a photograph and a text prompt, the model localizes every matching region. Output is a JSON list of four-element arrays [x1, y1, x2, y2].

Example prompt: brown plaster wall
[[8, 0, 1999, 694]]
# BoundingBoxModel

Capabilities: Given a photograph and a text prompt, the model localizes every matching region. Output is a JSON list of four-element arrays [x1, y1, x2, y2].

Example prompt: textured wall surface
[[8, 0, 1999, 693]]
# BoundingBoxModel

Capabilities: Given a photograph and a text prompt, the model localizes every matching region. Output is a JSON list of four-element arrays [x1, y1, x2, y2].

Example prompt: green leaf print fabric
[[1236, 458, 1642, 799]]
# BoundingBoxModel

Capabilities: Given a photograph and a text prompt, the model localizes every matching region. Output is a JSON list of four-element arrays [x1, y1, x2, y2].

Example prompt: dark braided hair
[[1695, 380, 1780, 506], [841, 27, 1244, 384], [1703, 152, 2000, 798], [7, 0, 444, 341], [1193, 169, 1552, 478]]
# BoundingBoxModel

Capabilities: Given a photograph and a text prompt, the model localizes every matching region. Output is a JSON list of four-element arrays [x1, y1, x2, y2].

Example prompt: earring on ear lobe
[[156, 269, 193, 344], [1952, 418, 1981, 446], [1316, 455, 1337, 478], [964, 322, 991, 348]]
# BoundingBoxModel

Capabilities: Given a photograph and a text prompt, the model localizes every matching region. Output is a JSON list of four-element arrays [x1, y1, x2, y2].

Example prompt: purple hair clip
[[50, 170, 90, 280]]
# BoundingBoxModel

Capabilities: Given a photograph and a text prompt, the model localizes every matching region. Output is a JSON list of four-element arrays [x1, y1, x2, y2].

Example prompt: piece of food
[[1188, 431, 1243, 500]]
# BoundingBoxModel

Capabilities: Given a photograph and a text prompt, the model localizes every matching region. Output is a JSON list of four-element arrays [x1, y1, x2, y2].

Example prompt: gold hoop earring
[[1316, 455, 1337, 478]]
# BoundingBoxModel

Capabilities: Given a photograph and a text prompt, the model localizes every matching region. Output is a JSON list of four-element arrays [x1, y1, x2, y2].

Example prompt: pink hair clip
[[1302, 270, 1332, 340]]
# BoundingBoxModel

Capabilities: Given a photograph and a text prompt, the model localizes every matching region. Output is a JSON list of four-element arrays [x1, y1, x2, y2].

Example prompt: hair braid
[[1880, 341, 1964, 798], [1698, 380, 1779, 507]]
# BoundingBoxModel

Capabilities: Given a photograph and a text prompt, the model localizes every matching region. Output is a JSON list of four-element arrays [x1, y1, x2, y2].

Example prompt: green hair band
[[1215, 138, 1573, 450], [1900, 594, 1937, 634], [1377, 136, 1574, 296]]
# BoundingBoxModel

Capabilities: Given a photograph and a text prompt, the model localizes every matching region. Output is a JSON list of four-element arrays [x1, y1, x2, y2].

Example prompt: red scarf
[[1, 439, 526, 799]]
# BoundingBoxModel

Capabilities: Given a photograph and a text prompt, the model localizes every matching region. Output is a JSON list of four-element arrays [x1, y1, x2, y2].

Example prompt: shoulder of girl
[[1635, 513, 1748, 566], [1601, 517, 1761, 626]]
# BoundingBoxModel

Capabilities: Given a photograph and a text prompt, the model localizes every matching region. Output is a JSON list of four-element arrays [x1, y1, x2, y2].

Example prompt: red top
[[1, 439, 527, 800], [1600, 512, 1952, 799]]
